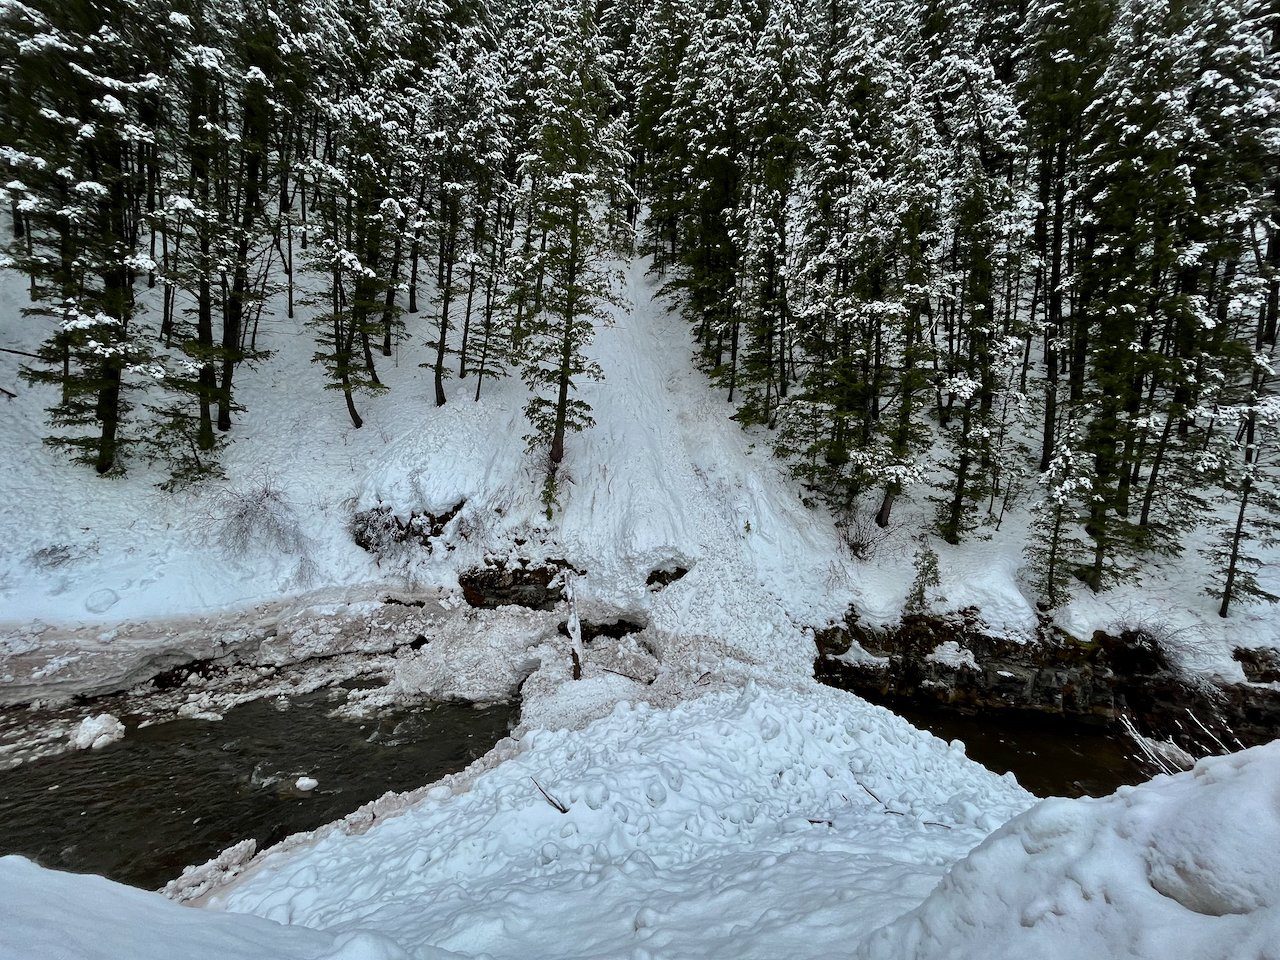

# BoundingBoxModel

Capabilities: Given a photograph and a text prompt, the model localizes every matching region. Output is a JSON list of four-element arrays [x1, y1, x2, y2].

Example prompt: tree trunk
[[1219, 476, 1251, 618]]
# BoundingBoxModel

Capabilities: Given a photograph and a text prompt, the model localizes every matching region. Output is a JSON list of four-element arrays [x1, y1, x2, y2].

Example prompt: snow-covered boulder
[[859, 742, 1280, 960], [69, 713, 125, 751]]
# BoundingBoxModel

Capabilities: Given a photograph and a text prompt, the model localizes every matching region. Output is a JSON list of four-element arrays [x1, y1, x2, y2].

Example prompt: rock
[[559, 617, 647, 644], [815, 612, 1280, 758], [1234, 647, 1280, 684], [645, 565, 689, 589], [458, 558, 581, 610], [84, 588, 120, 614], [349, 500, 465, 556], [813, 606, 878, 658]]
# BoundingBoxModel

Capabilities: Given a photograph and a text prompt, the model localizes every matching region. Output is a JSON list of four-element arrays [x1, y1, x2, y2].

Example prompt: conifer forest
[[4, 0, 1278, 618]]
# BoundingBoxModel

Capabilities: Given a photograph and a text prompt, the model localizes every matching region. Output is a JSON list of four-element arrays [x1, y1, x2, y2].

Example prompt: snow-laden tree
[[2, 0, 161, 474], [511, 0, 631, 506]]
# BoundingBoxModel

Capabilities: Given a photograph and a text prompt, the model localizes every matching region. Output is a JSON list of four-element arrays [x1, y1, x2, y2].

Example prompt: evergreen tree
[[3, 0, 160, 474], [513, 0, 631, 503]]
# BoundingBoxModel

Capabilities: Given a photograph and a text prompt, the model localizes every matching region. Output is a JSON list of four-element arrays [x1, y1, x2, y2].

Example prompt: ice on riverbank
[[69, 713, 124, 751]]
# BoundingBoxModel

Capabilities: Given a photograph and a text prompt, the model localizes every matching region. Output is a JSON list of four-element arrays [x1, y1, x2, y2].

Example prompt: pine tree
[[1025, 426, 1092, 609], [514, 0, 631, 503], [4, 0, 160, 474]]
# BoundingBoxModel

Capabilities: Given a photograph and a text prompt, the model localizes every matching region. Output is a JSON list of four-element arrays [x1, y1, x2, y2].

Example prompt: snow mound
[[209, 683, 1030, 959], [0, 855, 439, 960], [859, 742, 1280, 960], [69, 713, 125, 750]]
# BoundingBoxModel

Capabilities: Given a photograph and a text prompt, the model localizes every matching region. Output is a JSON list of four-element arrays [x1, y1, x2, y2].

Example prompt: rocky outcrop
[[349, 500, 465, 556], [457, 558, 583, 611], [1235, 647, 1280, 684], [645, 565, 689, 590], [814, 608, 1280, 755]]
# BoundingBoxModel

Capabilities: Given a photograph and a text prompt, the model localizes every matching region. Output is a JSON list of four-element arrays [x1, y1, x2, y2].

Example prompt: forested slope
[[0, 0, 1277, 652]]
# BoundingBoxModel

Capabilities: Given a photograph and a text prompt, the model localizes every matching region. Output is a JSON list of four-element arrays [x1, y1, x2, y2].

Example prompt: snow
[[858, 742, 1280, 960], [925, 640, 978, 671], [200, 683, 1031, 959], [69, 712, 125, 750], [1, 241, 1277, 958], [296, 777, 319, 792], [0, 854, 429, 960], [1, 246, 1276, 695]]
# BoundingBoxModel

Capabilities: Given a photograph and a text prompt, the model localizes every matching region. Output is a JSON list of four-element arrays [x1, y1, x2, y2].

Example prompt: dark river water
[[0, 690, 516, 890], [882, 698, 1151, 798]]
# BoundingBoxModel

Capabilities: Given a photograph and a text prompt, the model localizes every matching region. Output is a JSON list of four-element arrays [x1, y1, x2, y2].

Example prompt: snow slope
[[3, 243, 1278, 958], [0, 253, 863, 700], [201, 683, 1030, 959]]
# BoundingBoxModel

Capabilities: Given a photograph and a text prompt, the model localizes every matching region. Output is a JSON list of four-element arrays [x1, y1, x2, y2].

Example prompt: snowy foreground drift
[[4, 686, 1280, 960], [860, 742, 1280, 960]]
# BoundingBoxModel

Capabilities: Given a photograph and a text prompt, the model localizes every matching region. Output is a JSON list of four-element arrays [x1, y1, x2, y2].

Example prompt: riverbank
[[815, 607, 1280, 764]]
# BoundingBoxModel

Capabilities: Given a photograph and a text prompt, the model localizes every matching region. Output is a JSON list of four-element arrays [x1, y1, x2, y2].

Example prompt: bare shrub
[[27, 543, 91, 569], [206, 474, 314, 584], [348, 499, 465, 560], [213, 476, 307, 558], [1104, 606, 1211, 680], [836, 508, 908, 562], [348, 504, 407, 557]]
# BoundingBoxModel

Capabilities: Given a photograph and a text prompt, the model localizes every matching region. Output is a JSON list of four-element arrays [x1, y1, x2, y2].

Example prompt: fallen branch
[[530, 777, 568, 814], [599, 666, 648, 683], [856, 780, 951, 829], [0, 345, 41, 360], [0, 385, 14, 400], [858, 782, 886, 807]]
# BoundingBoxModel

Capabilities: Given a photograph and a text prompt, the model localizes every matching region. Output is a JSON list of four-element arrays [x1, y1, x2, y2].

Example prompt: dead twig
[[599, 666, 648, 683], [856, 780, 951, 829], [530, 777, 568, 814]]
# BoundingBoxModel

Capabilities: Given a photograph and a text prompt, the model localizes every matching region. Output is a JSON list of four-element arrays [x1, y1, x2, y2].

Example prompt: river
[[0, 687, 515, 890]]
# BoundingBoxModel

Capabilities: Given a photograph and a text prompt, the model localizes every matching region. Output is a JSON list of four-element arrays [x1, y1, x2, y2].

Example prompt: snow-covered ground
[[3, 253, 1279, 958], [3, 251, 1276, 692], [860, 742, 1280, 960], [184, 684, 1030, 958], [0, 853, 418, 960]]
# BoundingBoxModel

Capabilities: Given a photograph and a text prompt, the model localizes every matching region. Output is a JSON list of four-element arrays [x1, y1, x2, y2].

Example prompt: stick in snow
[[530, 777, 568, 814]]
